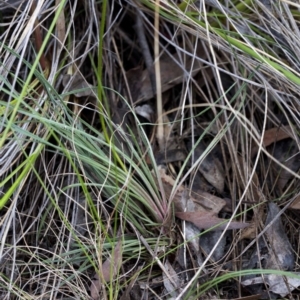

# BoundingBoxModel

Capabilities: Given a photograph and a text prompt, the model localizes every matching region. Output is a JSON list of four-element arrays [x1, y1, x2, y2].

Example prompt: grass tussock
[[0, 0, 300, 299]]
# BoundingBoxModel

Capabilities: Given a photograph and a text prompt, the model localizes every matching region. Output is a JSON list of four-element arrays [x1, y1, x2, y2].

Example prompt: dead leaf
[[158, 168, 246, 231], [156, 149, 187, 165], [251, 125, 293, 157], [265, 274, 300, 297], [90, 238, 123, 300], [188, 142, 225, 193], [200, 230, 228, 261], [62, 74, 96, 98], [264, 202, 294, 271], [131, 45, 205, 103], [119, 268, 141, 300], [262, 125, 293, 147], [159, 167, 226, 215], [55, 0, 65, 45], [240, 202, 265, 240], [189, 190, 226, 215], [176, 211, 249, 230], [289, 194, 300, 209], [162, 260, 182, 297], [134, 104, 154, 122], [183, 222, 203, 266], [242, 273, 300, 297], [125, 66, 143, 101], [242, 202, 295, 297], [240, 222, 257, 240], [266, 139, 300, 192]]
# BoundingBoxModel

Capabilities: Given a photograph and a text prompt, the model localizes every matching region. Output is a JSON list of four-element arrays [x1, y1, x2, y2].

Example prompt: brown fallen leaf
[[239, 204, 265, 240], [200, 229, 228, 261], [155, 148, 187, 165], [267, 138, 300, 192], [251, 125, 293, 157], [289, 194, 300, 209], [159, 167, 226, 214], [176, 211, 249, 230], [119, 267, 141, 300], [188, 141, 225, 194], [242, 202, 295, 297], [158, 167, 247, 230], [264, 202, 294, 271], [162, 259, 182, 297], [158, 168, 248, 230], [262, 125, 293, 147], [125, 66, 144, 102], [129, 45, 205, 104], [62, 73, 96, 98], [183, 222, 204, 266], [242, 273, 300, 298], [90, 238, 123, 300]]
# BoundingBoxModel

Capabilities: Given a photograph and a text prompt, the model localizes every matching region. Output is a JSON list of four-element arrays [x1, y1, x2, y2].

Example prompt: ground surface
[[0, 1, 300, 299]]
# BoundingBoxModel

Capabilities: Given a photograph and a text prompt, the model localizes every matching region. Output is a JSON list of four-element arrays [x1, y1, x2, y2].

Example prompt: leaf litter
[[241, 203, 300, 298]]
